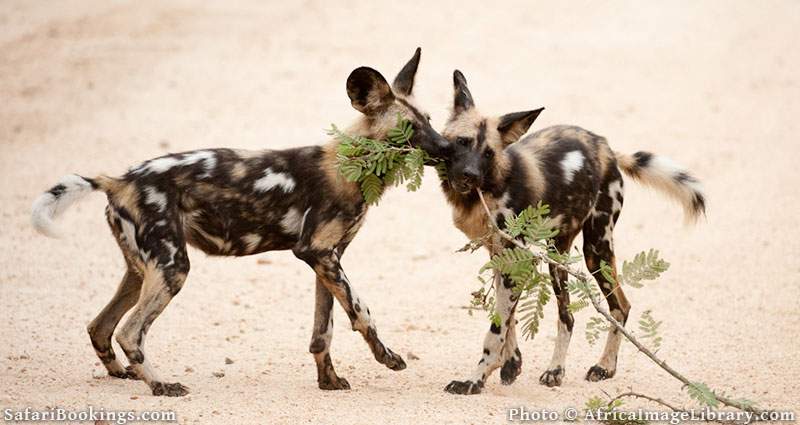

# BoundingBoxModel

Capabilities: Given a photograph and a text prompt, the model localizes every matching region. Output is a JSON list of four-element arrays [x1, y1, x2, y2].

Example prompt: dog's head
[[441, 70, 544, 194], [345, 48, 451, 160]]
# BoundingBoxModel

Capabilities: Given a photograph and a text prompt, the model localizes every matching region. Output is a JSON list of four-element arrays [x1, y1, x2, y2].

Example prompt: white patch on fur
[[599, 180, 624, 247], [31, 174, 95, 238], [143, 186, 167, 212], [162, 241, 178, 266], [253, 168, 295, 193], [608, 180, 623, 214], [298, 207, 311, 238], [132, 150, 217, 177], [194, 151, 217, 178], [242, 233, 262, 252], [343, 280, 374, 333], [280, 208, 304, 235], [495, 192, 513, 221], [560, 150, 584, 184], [133, 156, 179, 175]]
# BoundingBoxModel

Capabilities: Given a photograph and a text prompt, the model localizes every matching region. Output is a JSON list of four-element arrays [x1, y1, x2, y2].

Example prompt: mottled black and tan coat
[[31, 49, 449, 397], [439, 70, 706, 395]]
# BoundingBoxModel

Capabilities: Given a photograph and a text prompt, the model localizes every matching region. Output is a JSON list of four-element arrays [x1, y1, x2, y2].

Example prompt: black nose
[[462, 168, 479, 182]]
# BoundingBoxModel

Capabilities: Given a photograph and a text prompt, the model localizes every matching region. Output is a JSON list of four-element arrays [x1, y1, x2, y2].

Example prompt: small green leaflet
[[332, 115, 430, 206], [686, 382, 719, 408], [637, 309, 663, 350]]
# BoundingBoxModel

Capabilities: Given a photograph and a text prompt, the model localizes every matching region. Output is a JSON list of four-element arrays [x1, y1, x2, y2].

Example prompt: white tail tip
[[31, 174, 95, 238]]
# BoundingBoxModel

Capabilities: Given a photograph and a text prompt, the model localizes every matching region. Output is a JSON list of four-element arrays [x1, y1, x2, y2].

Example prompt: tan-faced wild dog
[[439, 70, 705, 395], [30, 49, 450, 397]]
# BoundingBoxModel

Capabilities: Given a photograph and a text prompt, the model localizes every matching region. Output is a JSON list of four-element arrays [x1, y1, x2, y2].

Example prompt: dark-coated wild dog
[[30, 49, 450, 397], [439, 70, 705, 395]]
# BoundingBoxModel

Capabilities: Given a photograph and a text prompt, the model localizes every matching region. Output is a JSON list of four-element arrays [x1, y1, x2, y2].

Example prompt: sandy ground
[[1, 1, 799, 424]]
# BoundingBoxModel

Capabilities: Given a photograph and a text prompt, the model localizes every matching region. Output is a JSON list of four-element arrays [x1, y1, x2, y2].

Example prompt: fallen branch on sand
[[466, 190, 762, 422]]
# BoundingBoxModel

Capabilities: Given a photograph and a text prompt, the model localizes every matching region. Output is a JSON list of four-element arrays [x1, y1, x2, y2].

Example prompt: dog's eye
[[457, 137, 470, 146], [483, 149, 494, 159]]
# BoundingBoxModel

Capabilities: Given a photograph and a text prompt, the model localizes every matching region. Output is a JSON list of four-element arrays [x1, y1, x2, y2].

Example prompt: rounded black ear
[[453, 70, 475, 114], [393, 47, 421, 96], [497, 108, 545, 145], [346, 67, 395, 115]]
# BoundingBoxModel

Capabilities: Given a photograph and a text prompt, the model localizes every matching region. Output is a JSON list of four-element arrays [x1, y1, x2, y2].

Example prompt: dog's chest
[[452, 193, 512, 241], [452, 203, 488, 241]]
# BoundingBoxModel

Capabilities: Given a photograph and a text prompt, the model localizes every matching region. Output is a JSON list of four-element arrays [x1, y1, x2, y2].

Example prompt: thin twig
[[604, 391, 742, 425], [605, 390, 686, 413], [454, 305, 484, 311], [474, 190, 762, 415]]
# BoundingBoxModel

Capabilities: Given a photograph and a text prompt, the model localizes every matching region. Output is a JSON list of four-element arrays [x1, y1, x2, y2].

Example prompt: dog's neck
[[320, 116, 393, 205]]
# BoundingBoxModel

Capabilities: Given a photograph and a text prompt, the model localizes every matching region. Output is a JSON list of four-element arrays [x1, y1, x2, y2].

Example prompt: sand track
[[2, 1, 798, 424]]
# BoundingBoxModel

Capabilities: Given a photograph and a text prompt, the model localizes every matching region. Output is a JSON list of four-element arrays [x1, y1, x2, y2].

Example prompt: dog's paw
[[585, 365, 615, 382], [539, 367, 564, 387], [150, 381, 190, 397], [500, 356, 522, 385], [444, 380, 483, 395], [382, 348, 406, 371], [318, 375, 351, 390]]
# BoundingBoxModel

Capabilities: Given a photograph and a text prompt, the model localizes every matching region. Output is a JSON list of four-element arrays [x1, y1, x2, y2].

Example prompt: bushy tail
[[614, 151, 706, 223], [31, 174, 101, 238]]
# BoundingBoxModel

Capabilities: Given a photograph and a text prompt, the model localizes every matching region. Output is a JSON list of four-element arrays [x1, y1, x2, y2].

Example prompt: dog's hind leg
[[538, 263, 574, 387], [87, 268, 143, 379], [111, 205, 191, 397], [116, 255, 189, 396], [583, 174, 630, 381], [538, 235, 578, 387], [88, 206, 144, 379], [583, 248, 630, 381]]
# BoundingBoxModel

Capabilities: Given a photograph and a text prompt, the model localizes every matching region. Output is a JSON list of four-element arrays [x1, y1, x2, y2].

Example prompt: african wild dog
[[30, 49, 450, 397], [439, 70, 705, 394]]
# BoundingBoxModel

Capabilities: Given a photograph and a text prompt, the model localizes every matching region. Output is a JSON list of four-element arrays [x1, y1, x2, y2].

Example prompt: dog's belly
[[180, 196, 305, 257]]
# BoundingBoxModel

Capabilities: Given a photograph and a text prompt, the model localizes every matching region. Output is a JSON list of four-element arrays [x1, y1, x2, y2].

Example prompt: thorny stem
[[474, 190, 763, 415]]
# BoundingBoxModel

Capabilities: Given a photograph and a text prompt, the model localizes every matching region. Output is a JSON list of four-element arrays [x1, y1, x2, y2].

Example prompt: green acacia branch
[[473, 190, 762, 415], [330, 116, 429, 205]]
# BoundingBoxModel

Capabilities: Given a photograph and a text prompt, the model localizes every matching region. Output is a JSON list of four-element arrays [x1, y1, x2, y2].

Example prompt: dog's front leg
[[308, 276, 350, 390], [499, 315, 523, 385], [445, 273, 517, 395], [295, 247, 406, 378]]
